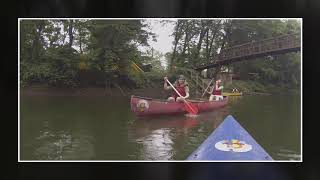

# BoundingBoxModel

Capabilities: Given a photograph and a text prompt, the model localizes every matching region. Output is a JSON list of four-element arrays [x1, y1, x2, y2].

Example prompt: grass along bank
[[223, 80, 300, 95]]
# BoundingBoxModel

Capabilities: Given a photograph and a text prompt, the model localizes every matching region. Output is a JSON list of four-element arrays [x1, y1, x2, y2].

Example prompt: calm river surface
[[20, 94, 301, 161]]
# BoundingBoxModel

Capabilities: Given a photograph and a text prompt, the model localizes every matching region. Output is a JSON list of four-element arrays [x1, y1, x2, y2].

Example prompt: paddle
[[166, 79, 198, 115], [201, 78, 214, 98]]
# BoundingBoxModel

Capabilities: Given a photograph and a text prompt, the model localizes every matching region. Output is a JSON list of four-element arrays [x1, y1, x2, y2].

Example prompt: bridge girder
[[194, 33, 301, 71], [195, 46, 300, 71]]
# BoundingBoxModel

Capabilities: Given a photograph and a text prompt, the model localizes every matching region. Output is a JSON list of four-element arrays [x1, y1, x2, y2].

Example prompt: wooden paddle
[[201, 78, 214, 98], [166, 79, 198, 115]]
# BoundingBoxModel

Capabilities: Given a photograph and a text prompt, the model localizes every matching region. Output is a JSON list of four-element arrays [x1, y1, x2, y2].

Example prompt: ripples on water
[[32, 123, 95, 160], [275, 148, 301, 161], [20, 95, 300, 161], [33, 129, 70, 160], [135, 128, 174, 160]]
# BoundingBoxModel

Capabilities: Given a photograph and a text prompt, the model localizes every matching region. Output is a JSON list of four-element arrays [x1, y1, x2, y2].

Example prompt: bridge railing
[[217, 33, 301, 61]]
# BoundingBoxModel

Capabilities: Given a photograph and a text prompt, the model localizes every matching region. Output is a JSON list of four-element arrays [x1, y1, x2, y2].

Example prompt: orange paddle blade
[[184, 101, 198, 114]]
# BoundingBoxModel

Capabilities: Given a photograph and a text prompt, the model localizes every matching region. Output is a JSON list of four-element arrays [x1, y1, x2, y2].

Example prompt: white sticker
[[137, 100, 149, 112], [215, 139, 252, 152]]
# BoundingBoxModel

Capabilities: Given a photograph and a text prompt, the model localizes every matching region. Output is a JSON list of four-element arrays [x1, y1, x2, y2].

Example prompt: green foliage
[[44, 46, 79, 87], [20, 46, 80, 87], [87, 20, 153, 74], [20, 61, 51, 87], [20, 19, 301, 91], [129, 74, 146, 88], [20, 19, 161, 89]]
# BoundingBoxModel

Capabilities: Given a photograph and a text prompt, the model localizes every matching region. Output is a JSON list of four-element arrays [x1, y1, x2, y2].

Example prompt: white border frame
[[18, 18, 302, 162]]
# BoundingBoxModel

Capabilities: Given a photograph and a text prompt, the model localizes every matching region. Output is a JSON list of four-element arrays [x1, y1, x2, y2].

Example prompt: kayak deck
[[187, 115, 273, 161]]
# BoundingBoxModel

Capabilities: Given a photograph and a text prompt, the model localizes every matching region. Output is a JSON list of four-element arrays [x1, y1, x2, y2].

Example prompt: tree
[[87, 20, 153, 74], [169, 20, 183, 71], [20, 19, 156, 88], [73, 20, 90, 54]]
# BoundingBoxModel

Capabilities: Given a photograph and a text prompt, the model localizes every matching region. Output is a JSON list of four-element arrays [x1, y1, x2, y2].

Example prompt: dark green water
[[20, 94, 301, 161]]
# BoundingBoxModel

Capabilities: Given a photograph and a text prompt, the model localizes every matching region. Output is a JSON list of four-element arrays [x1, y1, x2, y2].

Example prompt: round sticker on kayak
[[137, 100, 149, 112], [215, 139, 252, 152]]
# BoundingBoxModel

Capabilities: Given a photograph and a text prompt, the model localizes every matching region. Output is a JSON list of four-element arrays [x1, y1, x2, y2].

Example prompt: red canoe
[[130, 95, 228, 116]]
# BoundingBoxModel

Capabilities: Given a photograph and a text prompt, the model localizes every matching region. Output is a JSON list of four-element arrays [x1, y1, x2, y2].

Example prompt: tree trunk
[[214, 22, 232, 79], [31, 21, 44, 60], [208, 20, 221, 62], [181, 28, 194, 65], [170, 41, 178, 69], [193, 22, 208, 64], [205, 29, 209, 61], [170, 21, 182, 71], [49, 38, 54, 47], [68, 20, 74, 47], [62, 31, 67, 44], [219, 22, 233, 59], [182, 31, 189, 56], [79, 35, 83, 54]]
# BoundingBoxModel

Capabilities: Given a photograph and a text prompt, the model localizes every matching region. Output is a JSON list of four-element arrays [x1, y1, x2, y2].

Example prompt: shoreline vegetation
[[21, 80, 299, 98], [20, 19, 300, 98]]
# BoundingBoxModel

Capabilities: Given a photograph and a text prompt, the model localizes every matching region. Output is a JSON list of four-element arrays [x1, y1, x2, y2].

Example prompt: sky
[[138, 19, 176, 68], [146, 20, 175, 54]]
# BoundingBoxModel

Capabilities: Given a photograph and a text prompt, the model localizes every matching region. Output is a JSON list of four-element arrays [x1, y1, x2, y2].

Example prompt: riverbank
[[20, 85, 166, 98], [224, 80, 300, 95], [21, 80, 300, 98]]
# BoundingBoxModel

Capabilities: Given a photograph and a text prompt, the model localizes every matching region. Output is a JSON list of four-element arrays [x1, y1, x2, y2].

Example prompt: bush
[[20, 46, 80, 88], [47, 68, 78, 87], [130, 74, 146, 88], [20, 61, 51, 86]]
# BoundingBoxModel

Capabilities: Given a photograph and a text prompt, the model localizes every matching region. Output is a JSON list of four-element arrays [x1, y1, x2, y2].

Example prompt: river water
[[20, 94, 301, 161]]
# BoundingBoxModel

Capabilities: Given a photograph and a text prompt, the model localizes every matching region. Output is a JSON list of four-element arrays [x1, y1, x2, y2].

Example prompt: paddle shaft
[[201, 78, 214, 98], [166, 79, 198, 114]]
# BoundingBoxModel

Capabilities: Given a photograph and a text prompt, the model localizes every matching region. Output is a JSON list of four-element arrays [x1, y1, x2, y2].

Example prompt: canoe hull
[[130, 95, 228, 116], [187, 115, 273, 161]]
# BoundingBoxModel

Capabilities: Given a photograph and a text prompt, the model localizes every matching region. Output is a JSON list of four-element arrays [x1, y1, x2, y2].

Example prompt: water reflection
[[33, 121, 95, 160], [130, 116, 199, 137], [128, 116, 199, 160], [227, 96, 243, 105], [136, 128, 174, 160], [21, 95, 300, 160], [128, 107, 230, 160]]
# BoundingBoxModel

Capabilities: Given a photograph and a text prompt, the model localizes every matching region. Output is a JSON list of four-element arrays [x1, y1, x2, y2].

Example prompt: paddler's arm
[[163, 77, 172, 90], [217, 86, 224, 90], [215, 80, 224, 90], [207, 86, 213, 94], [183, 86, 190, 99]]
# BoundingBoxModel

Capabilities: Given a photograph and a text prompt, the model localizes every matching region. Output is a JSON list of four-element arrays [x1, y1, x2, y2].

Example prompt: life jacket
[[172, 83, 187, 99], [212, 85, 222, 95]]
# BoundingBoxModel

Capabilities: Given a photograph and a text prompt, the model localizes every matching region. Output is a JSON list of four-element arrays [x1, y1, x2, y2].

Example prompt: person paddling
[[207, 79, 224, 101], [164, 75, 190, 102], [232, 88, 239, 93]]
